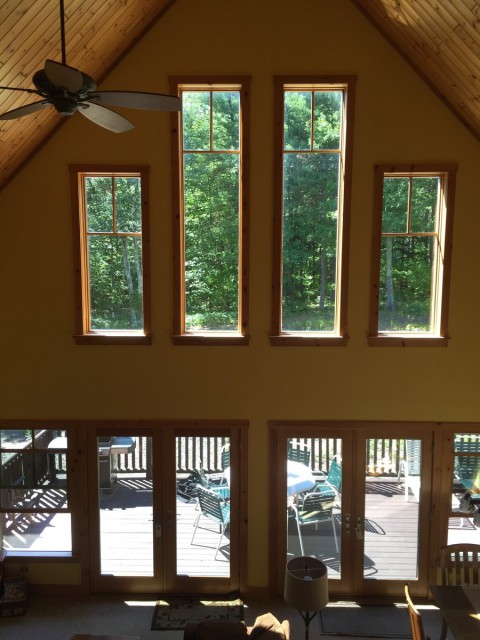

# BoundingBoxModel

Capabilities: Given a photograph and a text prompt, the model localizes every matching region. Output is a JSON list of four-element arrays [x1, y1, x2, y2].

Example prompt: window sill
[[3, 551, 76, 561], [74, 333, 152, 345], [368, 334, 449, 347], [270, 334, 348, 346], [172, 333, 249, 346]]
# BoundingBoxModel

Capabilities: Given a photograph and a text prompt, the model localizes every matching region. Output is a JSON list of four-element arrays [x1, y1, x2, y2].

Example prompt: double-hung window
[[170, 77, 250, 345], [369, 164, 457, 346], [271, 77, 356, 345], [70, 166, 151, 344]]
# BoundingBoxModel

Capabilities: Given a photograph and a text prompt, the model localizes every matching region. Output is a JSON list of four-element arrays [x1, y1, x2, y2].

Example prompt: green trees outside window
[[71, 165, 151, 343], [379, 176, 439, 332], [281, 89, 343, 332], [182, 90, 241, 332], [86, 176, 144, 331], [369, 164, 457, 345]]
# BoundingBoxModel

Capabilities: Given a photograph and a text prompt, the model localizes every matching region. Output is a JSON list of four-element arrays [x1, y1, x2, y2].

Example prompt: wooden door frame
[[352, 425, 433, 598], [269, 421, 355, 598], [86, 419, 248, 594], [268, 420, 468, 600]]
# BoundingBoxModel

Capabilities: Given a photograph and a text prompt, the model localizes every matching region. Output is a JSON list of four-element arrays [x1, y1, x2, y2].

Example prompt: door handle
[[344, 513, 351, 533], [355, 516, 364, 540], [155, 523, 162, 538]]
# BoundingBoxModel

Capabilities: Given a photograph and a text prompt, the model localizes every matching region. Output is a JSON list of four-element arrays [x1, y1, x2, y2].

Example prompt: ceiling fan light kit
[[0, 0, 180, 132]]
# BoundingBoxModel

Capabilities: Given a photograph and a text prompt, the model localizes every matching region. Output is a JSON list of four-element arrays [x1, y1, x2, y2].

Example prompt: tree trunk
[[121, 237, 137, 327]]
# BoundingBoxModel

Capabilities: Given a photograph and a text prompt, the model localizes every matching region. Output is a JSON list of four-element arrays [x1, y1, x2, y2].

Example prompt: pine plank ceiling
[[0, 1, 479, 192]]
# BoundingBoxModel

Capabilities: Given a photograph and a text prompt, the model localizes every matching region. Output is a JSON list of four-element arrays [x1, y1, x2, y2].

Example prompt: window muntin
[[71, 166, 151, 344], [1, 429, 71, 553], [171, 78, 250, 343], [272, 78, 355, 344], [369, 165, 456, 344]]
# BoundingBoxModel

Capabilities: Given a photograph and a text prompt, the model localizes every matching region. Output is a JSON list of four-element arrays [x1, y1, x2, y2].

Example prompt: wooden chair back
[[405, 584, 426, 640], [440, 543, 480, 585]]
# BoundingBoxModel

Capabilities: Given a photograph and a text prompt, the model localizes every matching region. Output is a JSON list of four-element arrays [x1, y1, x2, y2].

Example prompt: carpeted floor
[[0, 593, 447, 640]]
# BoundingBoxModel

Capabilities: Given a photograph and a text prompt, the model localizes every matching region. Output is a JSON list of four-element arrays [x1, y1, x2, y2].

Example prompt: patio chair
[[398, 440, 421, 502], [454, 435, 480, 495], [290, 490, 338, 554], [438, 543, 480, 640], [404, 584, 429, 640], [312, 455, 342, 501], [191, 486, 231, 560], [287, 443, 311, 467]]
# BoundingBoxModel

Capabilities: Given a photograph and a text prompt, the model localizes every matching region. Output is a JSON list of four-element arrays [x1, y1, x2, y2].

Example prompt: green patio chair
[[191, 486, 231, 560], [290, 490, 338, 554], [287, 444, 311, 467], [312, 455, 342, 502]]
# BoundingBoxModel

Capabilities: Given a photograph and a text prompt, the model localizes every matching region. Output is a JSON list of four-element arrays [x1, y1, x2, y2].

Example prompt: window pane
[[284, 91, 311, 150], [183, 153, 239, 332], [411, 177, 438, 233], [382, 177, 409, 233], [86, 177, 113, 233], [213, 92, 240, 150], [282, 153, 339, 332], [378, 236, 433, 332], [88, 236, 144, 330], [1, 429, 71, 552], [115, 177, 142, 232], [183, 91, 210, 150], [313, 91, 342, 150], [0, 429, 32, 450]]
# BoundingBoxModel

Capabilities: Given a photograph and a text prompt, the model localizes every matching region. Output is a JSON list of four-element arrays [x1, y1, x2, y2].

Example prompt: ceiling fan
[[0, 0, 181, 133]]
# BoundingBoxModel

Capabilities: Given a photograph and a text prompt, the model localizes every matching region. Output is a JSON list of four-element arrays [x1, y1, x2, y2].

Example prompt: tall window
[[70, 166, 151, 344], [369, 165, 456, 346], [170, 77, 250, 345], [271, 77, 356, 345]]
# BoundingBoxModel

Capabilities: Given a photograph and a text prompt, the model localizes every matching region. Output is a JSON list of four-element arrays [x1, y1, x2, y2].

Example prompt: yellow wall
[[1, 0, 480, 590]]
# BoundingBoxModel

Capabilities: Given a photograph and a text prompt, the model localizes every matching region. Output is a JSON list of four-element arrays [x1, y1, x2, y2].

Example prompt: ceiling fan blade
[[79, 101, 134, 133], [88, 91, 181, 112], [45, 59, 83, 92], [0, 100, 51, 120]]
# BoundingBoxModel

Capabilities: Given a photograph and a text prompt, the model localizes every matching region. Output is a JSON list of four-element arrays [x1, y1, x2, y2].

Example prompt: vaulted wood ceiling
[[0, 0, 479, 192]]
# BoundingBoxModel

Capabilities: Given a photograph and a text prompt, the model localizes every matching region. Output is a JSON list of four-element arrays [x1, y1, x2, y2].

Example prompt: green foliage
[[183, 90, 241, 331], [282, 90, 342, 332], [85, 177, 144, 331], [379, 176, 439, 332]]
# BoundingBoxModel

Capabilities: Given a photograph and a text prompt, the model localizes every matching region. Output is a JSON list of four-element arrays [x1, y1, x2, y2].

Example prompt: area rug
[[151, 595, 244, 630], [320, 604, 411, 637]]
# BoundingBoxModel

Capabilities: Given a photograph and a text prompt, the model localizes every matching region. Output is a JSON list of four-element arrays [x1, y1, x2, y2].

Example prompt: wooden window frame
[[271, 76, 356, 346], [70, 165, 152, 345], [170, 76, 250, 346], [368, 164, 457, 347], [0, 425, 75, 558]]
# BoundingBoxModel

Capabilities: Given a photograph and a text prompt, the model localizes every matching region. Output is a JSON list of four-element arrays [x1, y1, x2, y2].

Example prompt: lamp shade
[[284, 556, 329, 612]]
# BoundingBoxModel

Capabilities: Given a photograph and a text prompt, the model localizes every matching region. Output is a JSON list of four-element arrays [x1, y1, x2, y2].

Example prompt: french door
[[87, 422, 247, 594], [271, 422, 433, 598]]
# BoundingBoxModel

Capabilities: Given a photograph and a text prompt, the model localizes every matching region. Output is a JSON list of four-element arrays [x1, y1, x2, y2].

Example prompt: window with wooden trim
[[170, 77, 250, 345], [271, 77, 355, 345], [70, 166, 151, 345], [1, 428, 71, 554], [369, 165, 456, 347]]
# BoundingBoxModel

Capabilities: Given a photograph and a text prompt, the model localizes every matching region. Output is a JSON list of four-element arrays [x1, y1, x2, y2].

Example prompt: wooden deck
[[2, 476, 477, 583], [98, 476, 230, 578]]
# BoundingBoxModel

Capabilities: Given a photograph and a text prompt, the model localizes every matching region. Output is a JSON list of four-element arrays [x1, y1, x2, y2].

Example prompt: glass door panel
[[98, 435, 154, 577], [363, 438, 421, 581], [447, 432, 480, 545], [354, 433, 431, 596], [286, 437, 344, 581], [175, 435, 231, 579]]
